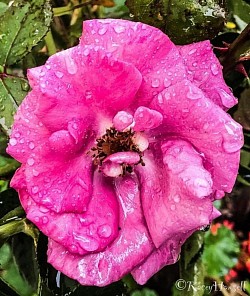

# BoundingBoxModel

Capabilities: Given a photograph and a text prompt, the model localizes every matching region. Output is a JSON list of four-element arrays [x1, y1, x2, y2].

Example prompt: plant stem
[[53, 1, 92, 16], [44, 30, 57, 56], [220, 23, 250, 76]]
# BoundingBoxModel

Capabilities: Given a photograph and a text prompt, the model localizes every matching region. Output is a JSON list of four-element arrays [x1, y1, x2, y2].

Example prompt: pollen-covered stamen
[[89, 127, 145, 174]]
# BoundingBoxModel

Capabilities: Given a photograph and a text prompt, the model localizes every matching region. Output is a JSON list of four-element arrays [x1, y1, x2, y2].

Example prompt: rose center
[[89, 127, 145, 176]]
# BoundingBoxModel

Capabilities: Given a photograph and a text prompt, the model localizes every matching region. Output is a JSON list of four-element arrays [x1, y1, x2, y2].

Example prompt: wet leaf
[[0, 75, 29, 134], [0, 0, 53, 67], [228, 0, 250, 24], [125, 0, 226, 44], [173, 232, 205, 296], [0, 155, 19, 176], [234, 88, 250, 130], [131, 288, 158, 296], [0, 233, 39, 296], [202, 226, 240, 277]]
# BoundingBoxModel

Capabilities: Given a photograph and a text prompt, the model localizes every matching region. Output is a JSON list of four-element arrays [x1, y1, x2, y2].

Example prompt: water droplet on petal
[[98, 27, 108, 35], [98, 225, 112, 238], [188, 48, 197, 55], [32, 186, 39, 194], [9, 138, 17, 146], [65, 55, 78, 75], [27, 158, 35, 166], [211, 63, 219, 75], [55, 71, 64, 78], [42, 216, 49, 224], [29, 141, 35, 149], [222, 121, 243, 153], [163, 78, 171, 88], [151, 78, 160, 88], [113, 25, 125, 33]]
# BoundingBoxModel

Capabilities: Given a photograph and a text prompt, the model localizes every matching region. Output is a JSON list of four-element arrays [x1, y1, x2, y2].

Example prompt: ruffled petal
[[136, 140, 215, 248], [179, 41, 237, 110], [150, 80, 243, 194], [7, 91, 50, 163], [17, 172, 119, 255], [29, 45, 142, 131], [81, 19, 187, 106], [131, 231, 192, 285], [47, 175, 155, 286], [11, 142, 93, 213]]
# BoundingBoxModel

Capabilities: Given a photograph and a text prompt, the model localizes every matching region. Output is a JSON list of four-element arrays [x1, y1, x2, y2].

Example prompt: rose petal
[[47, 175, 155, 286], [7, 91, 50, 163], [133, 107, 163, 131], [137, 140, 214, 248], [11, 145, 93, 213], [18, 172, 119, 255], [131, 231, 192, 285], [81, 19, 187, 106], [150, 80, 243, 194], [179, 41, 237, 110], [31, 45, 142, 131]]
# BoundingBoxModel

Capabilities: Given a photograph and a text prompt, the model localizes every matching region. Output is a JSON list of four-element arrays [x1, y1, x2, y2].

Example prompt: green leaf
[[0, 0, 53, 67], [0, 155, 19, 176], [228, 0, 250, 25], [173, 232, 205, 296], [202, 226, 240, 277], [131, 288, 158, 296], [0, 234, 39, 296], [125, 0, 226, 44], [0, 75, 29, 134]]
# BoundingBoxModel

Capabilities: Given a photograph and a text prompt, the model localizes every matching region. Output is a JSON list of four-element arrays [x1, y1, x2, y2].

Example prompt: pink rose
[[7, 19, 243, 286]]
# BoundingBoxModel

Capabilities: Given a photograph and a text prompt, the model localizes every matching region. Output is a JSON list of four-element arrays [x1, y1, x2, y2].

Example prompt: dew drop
[[65, 55, 78, 75], [42, 216, 49, 224], [9, 138, 17, 146], [114, 25, 125, 33], [98, 27, 108, 35], [29, 141, 35, 149], [27, 158, 35, 166], [211, 63, 219, 75], [32, 186, 39, 194], [55, 71, 64, 78], [151, 78, 160, 88], [188, 48, 197, 55], [163, 78, 171, 88], [85, 90, 92, 100], [98, 224, 112, 238]]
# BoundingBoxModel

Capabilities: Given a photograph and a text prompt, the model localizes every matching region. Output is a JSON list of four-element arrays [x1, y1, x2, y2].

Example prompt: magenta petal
[[131, 231, 192, 285], [133, 107, 163, 131], [179, 41, 237, 110], [34, 45, 142, 130], [47, 175, 155, 286], [113, 111, 134, 131], [103, 152, 140, 164], [137, 140, 214, 248], [14, 149, 93, 213], [18, 172, 119, 255], [7, 91, 50, 163], [81, 19, 187, 106], [150, 80, 243, 194]]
